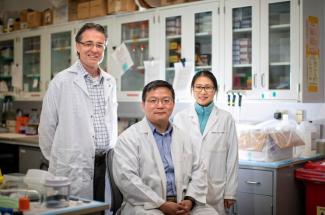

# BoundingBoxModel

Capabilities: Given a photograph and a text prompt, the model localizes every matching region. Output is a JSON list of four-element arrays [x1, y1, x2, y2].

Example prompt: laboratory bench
[[0, 133, 43, 174], [237, 155, 324, 215]]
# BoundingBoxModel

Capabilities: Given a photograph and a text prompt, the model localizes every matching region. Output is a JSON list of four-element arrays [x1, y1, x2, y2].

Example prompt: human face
[[142, 87, 174, 129], [76, 29, 106, 71], [192, 76, 216, 106]]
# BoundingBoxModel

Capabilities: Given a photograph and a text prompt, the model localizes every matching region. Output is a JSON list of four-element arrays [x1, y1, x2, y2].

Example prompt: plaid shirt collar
[[78, 60, 104, 83]]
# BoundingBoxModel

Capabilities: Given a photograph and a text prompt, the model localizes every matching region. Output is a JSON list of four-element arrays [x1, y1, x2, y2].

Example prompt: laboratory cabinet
[[0, 34, 15, 95], [237, 159, 318, 215], [224, 0, 324, 102], [19, 146, 43, 174], [110, 0, 221, 102]]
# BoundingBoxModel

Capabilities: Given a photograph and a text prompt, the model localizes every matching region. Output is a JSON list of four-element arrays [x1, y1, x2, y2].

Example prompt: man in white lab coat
[[38, 23, 118, 201], [113, 80, 218, 215]]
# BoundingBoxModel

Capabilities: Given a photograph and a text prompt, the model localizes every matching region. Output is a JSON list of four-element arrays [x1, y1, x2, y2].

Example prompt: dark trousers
[[94, 153, 106, 202]]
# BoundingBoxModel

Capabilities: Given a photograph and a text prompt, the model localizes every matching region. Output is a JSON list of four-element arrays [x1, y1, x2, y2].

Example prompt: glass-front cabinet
[[50, 31, 72, 78], [260, 0, 299, 100], [0, 37, 14, 94], [160, 1, 219, 87], [22, 35, 41, 93], [113, 12, 155, 101], [225, 0, 259, 97], [226, 0, 299, 100]]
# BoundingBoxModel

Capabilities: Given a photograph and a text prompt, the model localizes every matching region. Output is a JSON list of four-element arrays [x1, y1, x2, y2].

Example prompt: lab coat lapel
[[140, 119, 167, 198], [102, 70, 111, 105], [189, 106, 199, 128], [72, 63, 89, 97], [202, 106, 218, 138]]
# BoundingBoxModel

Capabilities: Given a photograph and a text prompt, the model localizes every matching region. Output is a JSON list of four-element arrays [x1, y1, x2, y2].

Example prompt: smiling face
[[142, 87, 175, 129], [76, 29, 106, 73], [192, 76, 216, 106]]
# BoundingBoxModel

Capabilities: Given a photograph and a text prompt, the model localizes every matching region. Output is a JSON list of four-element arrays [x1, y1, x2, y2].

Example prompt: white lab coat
[[173, 106, 238, 214], [113, 118, 218, 215], [38, 61, 118, 199]]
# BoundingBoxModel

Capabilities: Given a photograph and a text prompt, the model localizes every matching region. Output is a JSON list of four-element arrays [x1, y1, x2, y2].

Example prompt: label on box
[[317, 206, 325, 215]]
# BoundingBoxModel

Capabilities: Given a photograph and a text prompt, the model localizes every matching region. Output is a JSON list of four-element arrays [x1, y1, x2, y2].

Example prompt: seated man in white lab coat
[[112, 80, 218, 215]]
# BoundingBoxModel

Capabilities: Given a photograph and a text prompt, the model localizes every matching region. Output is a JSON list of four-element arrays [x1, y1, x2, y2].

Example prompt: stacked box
[[68, 0, 78, 21], [161, 0, 186, 6], [43, 8, 53, 25], [90, 0, 107, 18], [27, 11, 42, 28], [107, 0, 137, 15], [77, 1, 90, 19], [233, 38, 251, 65]]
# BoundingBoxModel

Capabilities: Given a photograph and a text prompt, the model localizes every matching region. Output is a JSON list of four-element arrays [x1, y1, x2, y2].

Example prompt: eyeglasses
[[146, 97, 173, 105], [193, 85, 215, 93], [78, 41, 106, 50]]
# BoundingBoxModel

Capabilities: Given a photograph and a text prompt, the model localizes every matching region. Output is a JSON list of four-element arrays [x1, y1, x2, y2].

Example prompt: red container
[[295, 160, 325, 215]]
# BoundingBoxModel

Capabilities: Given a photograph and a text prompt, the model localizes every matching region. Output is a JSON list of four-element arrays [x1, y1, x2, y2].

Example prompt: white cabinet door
[[159, 1, 220, 101], [225, 0, 260, 99], [260, 0, 299, 100], [0, 34, 16, 96], [112, 11, 156, 101], [17, 29, 45, 101]]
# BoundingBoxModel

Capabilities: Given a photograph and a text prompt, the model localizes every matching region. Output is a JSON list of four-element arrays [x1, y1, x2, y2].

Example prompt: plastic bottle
[[296, 121, 317, 157]]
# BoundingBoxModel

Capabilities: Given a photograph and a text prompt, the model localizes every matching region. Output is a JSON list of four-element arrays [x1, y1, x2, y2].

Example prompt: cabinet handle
[[253, 74, 257, 88], [245, 180, 261, 185], [261, 73, 265, 88]]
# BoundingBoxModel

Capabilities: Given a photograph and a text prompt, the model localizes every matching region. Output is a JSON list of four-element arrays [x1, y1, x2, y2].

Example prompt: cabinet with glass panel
[[0, 34, 16, 95], [112, 11, 156, 101], [225, 0, 324, 101], [18, 29, 46, 100], [159, 1, 220, 86], [111, 0, 220, 101]]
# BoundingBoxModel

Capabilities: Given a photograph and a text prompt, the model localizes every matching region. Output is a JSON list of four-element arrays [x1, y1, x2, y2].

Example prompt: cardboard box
[[107, 0, 137, 15], [27, 11, 42, 28], [77, 1, 90, 19], [161, 0, 186, 6], [14, 20, 20, 30], [90, 0, 107, 18], [20, 9, 33, 22], [68, 0, 78, 21], [43, 8, 53, 25]]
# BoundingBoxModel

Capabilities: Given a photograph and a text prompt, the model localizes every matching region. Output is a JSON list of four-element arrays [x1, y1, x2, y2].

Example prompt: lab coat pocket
[[207, 150, 226, 182], [206, 130, 227, 152]]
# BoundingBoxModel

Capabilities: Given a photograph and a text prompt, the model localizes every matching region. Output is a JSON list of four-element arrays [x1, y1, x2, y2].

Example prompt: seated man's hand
[[159, 201, 190, 215], [177, 200, 192, 214]]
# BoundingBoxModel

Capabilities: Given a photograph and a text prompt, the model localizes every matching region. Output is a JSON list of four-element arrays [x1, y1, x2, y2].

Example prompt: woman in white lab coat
[[173, 71, 238, 215]]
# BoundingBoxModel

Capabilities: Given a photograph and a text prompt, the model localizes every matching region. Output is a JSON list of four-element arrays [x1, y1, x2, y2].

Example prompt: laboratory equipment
[[44, 176, 70, 208]]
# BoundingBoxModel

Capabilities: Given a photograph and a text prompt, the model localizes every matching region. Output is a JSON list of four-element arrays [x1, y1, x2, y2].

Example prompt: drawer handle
[[245, 180, 261, 185]]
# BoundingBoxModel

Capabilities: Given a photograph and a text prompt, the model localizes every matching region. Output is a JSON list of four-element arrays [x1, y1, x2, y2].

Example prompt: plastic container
[[295, 160, 325, 215], [23, 169, 50, 194], [44, 176, 70, 208]]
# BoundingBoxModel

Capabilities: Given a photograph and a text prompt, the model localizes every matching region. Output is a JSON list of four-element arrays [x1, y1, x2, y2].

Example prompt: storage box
[[90, 0, 107, 17], [68, 0, 78, 21], [27, 11, 42, 28], [107, 0, 137, 15], [77, 1, 90, 19], [42, 8, 53, 25], [238, 130, 304, 162], [20, 9, 33, 22], [161, 0, 186, 6]]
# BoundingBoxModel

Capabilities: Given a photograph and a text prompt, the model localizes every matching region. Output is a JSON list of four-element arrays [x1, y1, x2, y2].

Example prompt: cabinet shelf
[[269, 24, 290, 30], [24, 50, 40, 54], [52, 46, 71, 51], [0, 56, 14, 62], [269, 62, 290, 66], [124, 38, 149, 44], [25, 74, 40, 78], [196, 65, 212, 70], [166, 35, 181, 40], [0, 75, 12, 79], [195, 32, 212, 37], [233, 28, 252, 33], [233, 64, 252, 68], [166, 67, 175, 71]]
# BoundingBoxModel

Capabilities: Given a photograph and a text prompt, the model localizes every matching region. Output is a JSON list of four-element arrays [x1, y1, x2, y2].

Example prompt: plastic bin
[[295, 160, 325, 215]]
